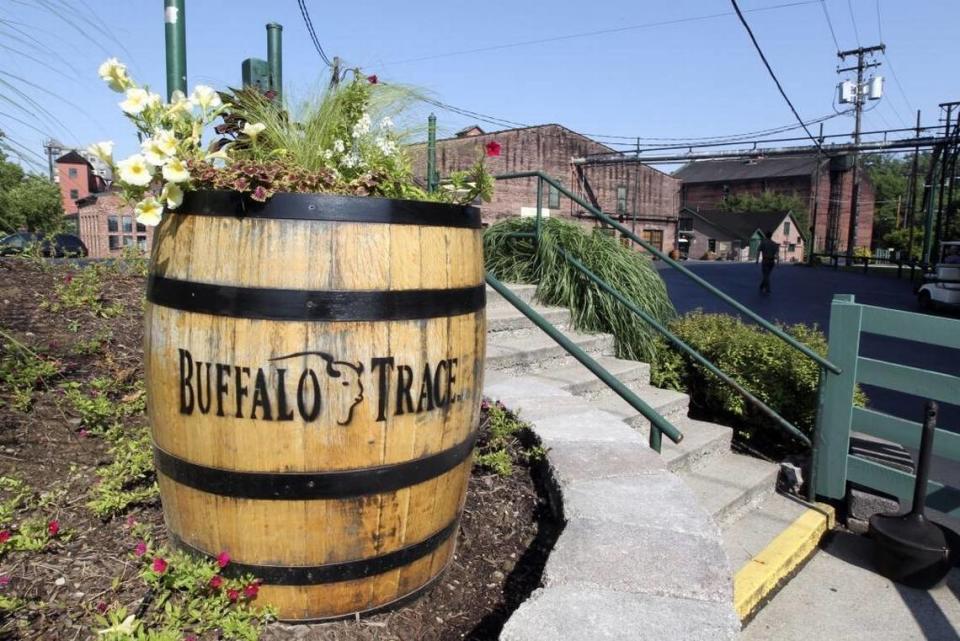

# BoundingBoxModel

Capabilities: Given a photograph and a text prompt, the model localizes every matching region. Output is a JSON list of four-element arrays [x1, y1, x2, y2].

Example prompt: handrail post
[[536, 176, 543, 242], [808, 365, 829, 501]]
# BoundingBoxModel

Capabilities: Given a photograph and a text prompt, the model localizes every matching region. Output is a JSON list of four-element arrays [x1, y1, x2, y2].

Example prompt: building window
[[69, 189, 79, 199], [643, 229, 664, 252], [109, 236, 120, 250], [107, 215, 119, 233], [708, 238, 717, 253], [616, 186, 628, 215], [783, 221, 791, 236], [122, 216, 133, 233], [548, 183, 561, 209], [788, 243, 797, 252], [68, 168, 77, 178], [678, 218, 693, 232], [137, 236, 147, 250], [136, 222, 146, 233]]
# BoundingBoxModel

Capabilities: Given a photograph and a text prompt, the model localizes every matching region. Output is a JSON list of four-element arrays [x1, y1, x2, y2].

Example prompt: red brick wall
[[76, 192, 153, 259], [408, 124, 680, 250], [57, 161, 95, 214]]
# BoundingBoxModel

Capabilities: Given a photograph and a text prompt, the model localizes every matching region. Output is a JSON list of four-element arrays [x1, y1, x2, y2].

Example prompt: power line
[[296, 0, 331, 67], [874, 0, 915, 116], [846, 0, 862, 47], [385, 0, 821, 66], [819, 0, 841, 51], [728, 0, 824, 152]]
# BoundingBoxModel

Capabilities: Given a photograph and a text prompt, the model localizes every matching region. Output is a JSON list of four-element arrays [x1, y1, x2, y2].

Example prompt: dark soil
[[0, 257, 560, 641]]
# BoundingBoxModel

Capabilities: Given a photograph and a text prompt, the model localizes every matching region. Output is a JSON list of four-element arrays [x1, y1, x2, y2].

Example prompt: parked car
[[917, 241, 960, 311], [0, 232, 88, 257]]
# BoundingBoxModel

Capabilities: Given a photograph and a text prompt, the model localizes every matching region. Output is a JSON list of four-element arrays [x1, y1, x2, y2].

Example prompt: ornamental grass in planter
[[93, 60, 494, 623]]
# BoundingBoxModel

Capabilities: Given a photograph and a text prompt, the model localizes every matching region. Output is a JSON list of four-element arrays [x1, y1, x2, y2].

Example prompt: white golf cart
[[918, 241, 960, 310]]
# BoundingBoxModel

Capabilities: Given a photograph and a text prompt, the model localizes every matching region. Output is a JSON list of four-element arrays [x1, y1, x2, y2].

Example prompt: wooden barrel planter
[[143, 191, 486, 621]]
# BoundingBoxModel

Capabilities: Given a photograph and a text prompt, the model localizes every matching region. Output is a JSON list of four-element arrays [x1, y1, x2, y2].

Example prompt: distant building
[[674, 155, 874, 254], [408, 123, 681, 252], [678, 208, 806, 262], [54, 150, 151, 258]]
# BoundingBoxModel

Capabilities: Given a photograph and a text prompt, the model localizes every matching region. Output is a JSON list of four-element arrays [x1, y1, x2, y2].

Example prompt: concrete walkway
[[743, 530, 960, 641]]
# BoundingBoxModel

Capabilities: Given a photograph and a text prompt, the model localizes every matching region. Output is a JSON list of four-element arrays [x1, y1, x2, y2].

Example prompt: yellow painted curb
[[734, 502, 835, 621]]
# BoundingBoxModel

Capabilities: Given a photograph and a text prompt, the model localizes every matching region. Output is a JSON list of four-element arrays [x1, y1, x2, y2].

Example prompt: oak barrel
[[144, 191, 486, 620]]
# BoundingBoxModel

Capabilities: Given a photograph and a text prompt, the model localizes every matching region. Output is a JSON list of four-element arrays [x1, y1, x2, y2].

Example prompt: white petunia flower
[[98, 58, 132, 92], [190, 85, 222, 110], [332, 139, 346, 154], [87, 141, 114, 165], [160, 182, 183, 209], [165, 90, 193, 119], [141, 133, 176, 166], [119, 88, 151, 115], [115, 154, 154, 186], [134, 196, 163, 226], [162, 157, 190, 183], [97, 613, 137, 636], [241, 122, 267, 140]]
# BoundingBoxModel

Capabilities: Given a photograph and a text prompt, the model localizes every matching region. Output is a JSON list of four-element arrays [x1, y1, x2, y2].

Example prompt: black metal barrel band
[[169, 518, 459, 585], [153, 432, 477, 501], [146, 275, 486, 321], [176, 190, 483, 229]]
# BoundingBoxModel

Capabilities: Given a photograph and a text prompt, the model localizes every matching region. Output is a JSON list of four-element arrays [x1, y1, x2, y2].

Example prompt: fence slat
[[860, 304, 960, 349], [857, 358, 960, 405], [847, 455, 960, 517], [851, 407, 960, 462]]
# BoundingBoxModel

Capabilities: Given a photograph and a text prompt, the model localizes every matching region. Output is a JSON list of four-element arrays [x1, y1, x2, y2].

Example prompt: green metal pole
[[535, 176, 543, 241], [427, 114, 437, 193], [485, 272, 683, 449], [266, 23, 283, 101], [163, 0, 187, 100]]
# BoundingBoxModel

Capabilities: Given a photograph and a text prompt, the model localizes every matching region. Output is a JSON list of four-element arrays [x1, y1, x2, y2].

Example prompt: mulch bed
[[0, 257, 559, 640]]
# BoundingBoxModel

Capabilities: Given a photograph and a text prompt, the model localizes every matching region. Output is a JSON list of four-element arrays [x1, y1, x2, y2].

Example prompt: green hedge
[[651, 311, 861, 454], [484, 217, 675, 363]]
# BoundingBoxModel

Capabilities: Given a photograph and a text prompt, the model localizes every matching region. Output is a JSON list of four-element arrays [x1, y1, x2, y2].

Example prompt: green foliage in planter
[[650, 312, 865, 453], [88, 425, 159, 518], [0, 338, 60, 412], [42, 264, 123, 318], [484, 217, 676, 363], [475, 400, 543, 477]]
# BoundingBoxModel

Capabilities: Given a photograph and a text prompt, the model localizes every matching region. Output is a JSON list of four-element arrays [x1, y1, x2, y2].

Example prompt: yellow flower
[[160, 182, 183, 209], [141, 131, 177, 166], [134, 196, 164, 226], [116, 154, 154, 187], [241, 122, 267, 140], [189, 85, 222, 111], [119, 88, 160, 115], [98, 58, 132, 93], [161, 157, 190, 183], [87, 141, 114, 165], [165, 90, 193, 119]]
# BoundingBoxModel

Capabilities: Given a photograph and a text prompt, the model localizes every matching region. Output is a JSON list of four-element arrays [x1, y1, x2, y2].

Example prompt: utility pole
[[905, 110, 921, 260], [163, 0, 187, 100], [935, 102, 960, 249], [837, 44, 885, 262], [329, 56, 341, 89], [808, 122, 825, 264]]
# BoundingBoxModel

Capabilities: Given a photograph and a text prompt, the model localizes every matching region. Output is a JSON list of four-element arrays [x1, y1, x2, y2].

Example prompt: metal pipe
[[163, 0, 187, 100], [485, 272, 684, 449], [559, 250, 812, 448], [266, 23, 283, 100], [427, 113, 437, 193], [496, 171, 843, 375]]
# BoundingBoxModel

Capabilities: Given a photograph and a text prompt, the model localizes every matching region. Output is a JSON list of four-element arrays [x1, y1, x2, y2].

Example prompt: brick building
[[55, 151, 151, 258], [678, 209, 806, 262], [408, 124, 681, 252], [674, 155, 874, 254]]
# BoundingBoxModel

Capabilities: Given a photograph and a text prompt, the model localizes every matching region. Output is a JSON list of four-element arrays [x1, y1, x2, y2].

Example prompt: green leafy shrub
[[475, 399, 541, 476], [43, 264, 123, 318], [484, 217, 675, 363], [650, 312, 865, 454]]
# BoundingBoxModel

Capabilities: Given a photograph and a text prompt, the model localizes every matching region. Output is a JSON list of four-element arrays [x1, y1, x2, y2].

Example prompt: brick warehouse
[[673, 155, 874, 254], [408, 124, 681, 252], [55, 151, 152, 258]]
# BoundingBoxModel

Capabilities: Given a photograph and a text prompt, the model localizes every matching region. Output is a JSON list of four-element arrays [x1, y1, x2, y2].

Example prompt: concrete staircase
[[484, 283, 811, 630]]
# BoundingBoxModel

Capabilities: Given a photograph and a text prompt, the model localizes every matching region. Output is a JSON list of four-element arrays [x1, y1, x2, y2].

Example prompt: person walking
[[757, 232, 780, 294]]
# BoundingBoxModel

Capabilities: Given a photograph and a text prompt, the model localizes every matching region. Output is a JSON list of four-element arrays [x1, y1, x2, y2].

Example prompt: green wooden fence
[[814, 294, 960, 515]]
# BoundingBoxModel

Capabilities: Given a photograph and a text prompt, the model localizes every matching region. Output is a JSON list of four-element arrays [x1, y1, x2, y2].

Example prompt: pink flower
[[216, 551, 230, 568], [367, 74, 378, 84], [78, 429, 89, 438], [152, 557, 167, 574], [96, 601, 108, 613], [184, 636, 198, 641], [243, 582, 260, 599], [208, 575, 223, 590], [485, 141, 501, 157], [47, 520, 60, 537], [227, 588, 240, 603], [0, 531, 10, 544], [0, 576, 10, 587], [125, 515, 137, 529], [134, 540, 147, 557]]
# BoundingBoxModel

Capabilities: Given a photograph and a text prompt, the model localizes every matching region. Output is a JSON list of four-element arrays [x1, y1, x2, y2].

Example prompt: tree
[[718, 191, 809, 239], [0, 152, 63, 234]]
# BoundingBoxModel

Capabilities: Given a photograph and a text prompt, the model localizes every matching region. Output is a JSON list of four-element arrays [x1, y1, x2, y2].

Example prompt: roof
[[681, 208, 796, 241], [673, 156, 822, 183], [454, 124, 485, 137], [55, 150, 92, 166], [412, 123, 617, 153]]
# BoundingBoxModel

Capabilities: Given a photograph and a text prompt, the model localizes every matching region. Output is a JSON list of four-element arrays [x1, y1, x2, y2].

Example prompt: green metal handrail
[[495, 171, 842, 376], [486, 272, 684, 450], [559, 249, 811, 448]]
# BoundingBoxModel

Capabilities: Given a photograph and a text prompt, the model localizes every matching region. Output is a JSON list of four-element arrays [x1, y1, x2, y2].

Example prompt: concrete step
[[721, 491, 811, 573], [680, 452, 780, 526], [486, 302, 571, 335], [590, 384, 690, 423], [485, 283, 538, 306], [485, 331, 615, 374], [485, 355, 649, 399]]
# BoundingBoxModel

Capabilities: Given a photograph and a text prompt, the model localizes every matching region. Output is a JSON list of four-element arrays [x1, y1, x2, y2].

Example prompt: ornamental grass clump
[[91, 59, 493, 229], [484, 217, 675, 363]]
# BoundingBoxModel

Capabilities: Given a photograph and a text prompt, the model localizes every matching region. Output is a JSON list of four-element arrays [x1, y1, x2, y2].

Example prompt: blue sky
[[3, 0, 959, 170]]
